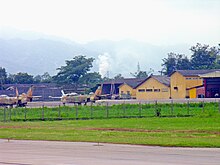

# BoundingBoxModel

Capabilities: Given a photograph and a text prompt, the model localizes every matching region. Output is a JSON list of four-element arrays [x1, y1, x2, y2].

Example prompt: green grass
[[0, 102, 219, 121], [0, 102, 220, 147], [0, 117, 220, 147]]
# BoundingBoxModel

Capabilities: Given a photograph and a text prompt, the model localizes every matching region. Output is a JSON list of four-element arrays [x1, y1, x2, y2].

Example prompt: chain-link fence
[[1, 100, 220, 122]]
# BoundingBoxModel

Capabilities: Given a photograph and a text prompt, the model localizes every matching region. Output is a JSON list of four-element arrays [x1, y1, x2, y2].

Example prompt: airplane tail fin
[[15, 87, 19, 97], [61, 90, 65, 96], [90, 86, 102, 102], [27, 86, 33, 102], [94, 86, 102, 96]]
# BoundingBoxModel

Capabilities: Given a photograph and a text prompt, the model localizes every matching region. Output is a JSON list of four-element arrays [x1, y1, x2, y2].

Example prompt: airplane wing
[[49, 96, 62, 99], [31, 96, 42, 101], [32, 96, 42, 98]]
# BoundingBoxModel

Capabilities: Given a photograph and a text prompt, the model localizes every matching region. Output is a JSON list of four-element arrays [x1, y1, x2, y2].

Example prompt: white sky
[[0, 0, 220, 45]]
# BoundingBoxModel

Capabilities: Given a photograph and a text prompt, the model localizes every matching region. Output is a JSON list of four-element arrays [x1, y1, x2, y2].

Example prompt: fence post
[[4, 107, 6, 122], [106, 102, 109, 118], [42, 105, 44, 121], [219, 100, 220, 113], [187, 99, 190, 115], [9, 108, 11, 121], [75, 105, 78, 119], [155, 100, 159, 117], [123, 102, 126, 118], [202, 100, 204, 113], [139, 102, 142, 118], [58, 105, 61, 120], [90, 103, 93, 119], [171, 100, 174, 116], [24, 107, 27, 121]]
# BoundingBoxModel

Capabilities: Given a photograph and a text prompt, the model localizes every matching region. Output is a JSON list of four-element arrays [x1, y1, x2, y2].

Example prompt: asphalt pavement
[[0, 140, 220, 165]]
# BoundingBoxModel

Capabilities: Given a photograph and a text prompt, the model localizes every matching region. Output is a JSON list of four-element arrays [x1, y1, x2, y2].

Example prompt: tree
[[79, 72, 102, 86], [114, 74, 124, 80], [14, 72, 34, 84], [41, 72, 52, 83], [33, 75, 42, 83], [130, 63, 152, 78], [0, 67, 7, 89], [33, 72, 52, 83], [6, 74, 15, 84], [176, 54, 192, 70], [162, 52, 191, 75], [190, 43, 220, 70], [53, 55, 95, 85], [134, 71, 148, 78]]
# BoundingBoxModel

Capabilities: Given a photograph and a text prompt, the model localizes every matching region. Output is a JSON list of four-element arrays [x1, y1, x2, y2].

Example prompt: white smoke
[[97, 53, 111, 78]]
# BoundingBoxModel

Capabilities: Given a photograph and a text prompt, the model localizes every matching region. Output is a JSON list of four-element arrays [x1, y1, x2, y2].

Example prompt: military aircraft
[[90, 85, 116, 102], [16, 86, 35, 107], [49, 90, 94, 105], [0, 94, 18, 108], [90, 86, 103, 102], [49, 85, 116, 105], [0, 86, 38, 108]]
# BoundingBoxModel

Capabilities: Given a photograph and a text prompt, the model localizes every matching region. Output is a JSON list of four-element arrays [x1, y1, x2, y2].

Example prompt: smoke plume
[[97, 53, 111, 78]]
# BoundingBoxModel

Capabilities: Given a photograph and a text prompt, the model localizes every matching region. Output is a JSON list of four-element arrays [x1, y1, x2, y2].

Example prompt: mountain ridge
[[0, 30, 190, 77]]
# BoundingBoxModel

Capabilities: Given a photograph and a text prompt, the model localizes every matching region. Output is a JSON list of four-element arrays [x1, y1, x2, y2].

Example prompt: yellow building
[[119, 83, 136, 99], [101, 70, 220, 100], [170, 70, 208, 99], [135, 75, 170, 100], [119, 78, 145, 99]]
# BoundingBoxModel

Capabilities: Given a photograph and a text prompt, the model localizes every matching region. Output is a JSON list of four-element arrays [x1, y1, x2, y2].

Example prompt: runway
[[0, 140, 220, 165]]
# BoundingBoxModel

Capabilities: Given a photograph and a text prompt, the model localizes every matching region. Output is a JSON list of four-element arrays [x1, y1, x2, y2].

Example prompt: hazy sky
[[0, 0, 220, 45]]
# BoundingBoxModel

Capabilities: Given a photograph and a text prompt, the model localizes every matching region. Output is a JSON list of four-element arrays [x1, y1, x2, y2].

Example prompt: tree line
[[0, 56, 102, 91], [162, 43, 220, 75], [0, 43, 219, 90]]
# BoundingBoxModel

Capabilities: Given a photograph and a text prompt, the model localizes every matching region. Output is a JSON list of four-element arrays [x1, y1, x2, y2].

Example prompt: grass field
[[0, 102, 220, 147], [0, 117, 220, 147]]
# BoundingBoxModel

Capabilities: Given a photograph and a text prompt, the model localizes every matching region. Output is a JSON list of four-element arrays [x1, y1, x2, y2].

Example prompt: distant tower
[[106, 71, 110, 79], [137, 62, 140, 73]]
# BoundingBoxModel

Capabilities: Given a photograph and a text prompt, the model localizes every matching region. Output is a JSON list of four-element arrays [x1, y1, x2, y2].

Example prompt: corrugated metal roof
[[135, 75, 170, 88], [100, 78, 147, 88], [152, 75, 170, 87], [124, 78, 146, 88], [170, 69, 220, 77]]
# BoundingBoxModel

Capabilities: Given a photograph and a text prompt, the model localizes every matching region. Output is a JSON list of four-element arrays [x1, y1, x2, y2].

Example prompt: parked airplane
[[0, 86, 40, 107], [50, 90, 95, 105], [0, 94, 18, 108], [90, 85, 117, 102], [49, 85, 117, 105], [17, 86, 34, 107]]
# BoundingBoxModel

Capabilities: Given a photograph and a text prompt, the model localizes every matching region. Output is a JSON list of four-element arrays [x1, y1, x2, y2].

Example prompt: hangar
[[200, 71, 220, 98], [98, 69, 220, 100], [98, 78, 145, 97], [170, 69, 220, 99]]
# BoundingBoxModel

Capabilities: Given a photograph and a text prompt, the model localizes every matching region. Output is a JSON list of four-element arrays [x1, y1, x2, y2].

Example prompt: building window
[[127, 91, 130, 95], [146, 89, 153, 92], [174, 87, 178, 90], [154, 89, 160, 92], [138, 89, 145, 92], [121, 91, 124, 94], [162, 88, 168, 92]]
